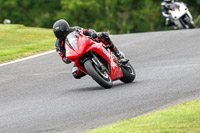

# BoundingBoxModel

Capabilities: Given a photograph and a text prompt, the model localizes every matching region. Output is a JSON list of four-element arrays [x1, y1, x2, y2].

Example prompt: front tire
[[120, 62, 136, 83], [187, 20, 195, 29], [84, 60, 113, 88], [183, 15, 195, 29]]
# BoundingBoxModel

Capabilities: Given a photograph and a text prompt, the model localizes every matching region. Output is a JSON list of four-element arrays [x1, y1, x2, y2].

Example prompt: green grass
[[0, 24, 55, 63], [86, 100, 200, 133]]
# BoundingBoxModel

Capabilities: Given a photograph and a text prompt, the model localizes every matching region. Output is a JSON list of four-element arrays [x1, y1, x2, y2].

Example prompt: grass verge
[[0, 24, 55, 63], [86, 100, 200, 133]]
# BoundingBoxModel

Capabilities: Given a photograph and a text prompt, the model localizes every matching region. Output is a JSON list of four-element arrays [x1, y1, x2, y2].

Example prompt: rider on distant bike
[[53, 19, 128, 79], [161, 0, 175, 26]]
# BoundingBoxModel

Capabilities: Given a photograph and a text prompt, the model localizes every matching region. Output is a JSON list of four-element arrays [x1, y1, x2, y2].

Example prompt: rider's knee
[[72, 71, 81, 79], [72, 71, 86, 79], [72, 66, 86, 79], [165, 18, 171, 26]]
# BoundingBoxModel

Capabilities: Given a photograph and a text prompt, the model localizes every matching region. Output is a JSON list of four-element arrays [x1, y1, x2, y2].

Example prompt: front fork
[[90, 51, 110, 74]]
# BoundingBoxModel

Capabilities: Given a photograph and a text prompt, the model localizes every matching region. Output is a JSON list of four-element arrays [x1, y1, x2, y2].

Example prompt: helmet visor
[[165, 0, 172, 3], [54, 30, 67, 39]]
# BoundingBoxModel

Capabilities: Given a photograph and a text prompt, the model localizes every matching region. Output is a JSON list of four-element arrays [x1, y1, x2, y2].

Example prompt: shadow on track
[[65, 81, 138, 93]]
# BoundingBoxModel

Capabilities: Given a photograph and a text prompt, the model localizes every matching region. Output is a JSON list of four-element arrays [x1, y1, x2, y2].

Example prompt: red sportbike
[[65, 30, 136, 88]]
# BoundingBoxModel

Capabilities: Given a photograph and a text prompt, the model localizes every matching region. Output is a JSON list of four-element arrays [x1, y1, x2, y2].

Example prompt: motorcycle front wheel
[[84, 59, 113, 88], [183, 15, 195, 29], [187, 21, 195, 29]]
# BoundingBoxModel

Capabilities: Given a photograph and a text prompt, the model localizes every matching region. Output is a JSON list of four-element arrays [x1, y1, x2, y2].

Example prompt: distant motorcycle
[[168, 2, 195, 29], [65, 30, 136, 88]]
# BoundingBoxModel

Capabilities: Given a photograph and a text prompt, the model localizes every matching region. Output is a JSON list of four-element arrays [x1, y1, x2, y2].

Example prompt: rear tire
[[84, 60, 113, 88], [120, 62, 136, 83]]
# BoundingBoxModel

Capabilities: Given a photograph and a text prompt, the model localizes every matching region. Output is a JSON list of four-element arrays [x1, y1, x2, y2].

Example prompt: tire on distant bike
[[187, 20, 195, 29], [183, 15, 195, 29]]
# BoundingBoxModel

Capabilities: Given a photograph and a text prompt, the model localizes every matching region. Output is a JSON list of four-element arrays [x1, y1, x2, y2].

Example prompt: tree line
[[0, 0, 200, 34]]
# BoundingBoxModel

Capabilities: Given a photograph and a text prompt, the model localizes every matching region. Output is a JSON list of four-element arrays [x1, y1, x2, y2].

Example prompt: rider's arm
[[55, 39, 71, 64], [161, 2, 170, 18], [55, 39, 63, 51], [69, 26, 82, 32], [162, 11, 170, 18]]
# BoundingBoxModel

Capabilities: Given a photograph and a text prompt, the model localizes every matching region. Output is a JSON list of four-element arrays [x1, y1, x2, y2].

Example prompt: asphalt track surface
[[1, 29, 200, 133]]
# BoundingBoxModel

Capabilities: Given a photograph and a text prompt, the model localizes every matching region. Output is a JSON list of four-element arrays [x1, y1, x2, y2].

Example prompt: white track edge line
[[1, 36, 111, 67], [0, 50, 56, 67]]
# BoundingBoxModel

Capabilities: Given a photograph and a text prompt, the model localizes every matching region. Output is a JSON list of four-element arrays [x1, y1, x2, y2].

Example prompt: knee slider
[[72, 71, 81, 79]]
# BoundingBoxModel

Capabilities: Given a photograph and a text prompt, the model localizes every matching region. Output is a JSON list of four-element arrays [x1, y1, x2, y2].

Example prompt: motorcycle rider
[[161, 0, 175, 26], [53, 19, 128, 79]]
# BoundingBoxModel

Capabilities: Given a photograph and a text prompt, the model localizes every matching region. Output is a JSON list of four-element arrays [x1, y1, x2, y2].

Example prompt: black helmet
[[53, 19, 70, 39], [164, 0, 174, 4]]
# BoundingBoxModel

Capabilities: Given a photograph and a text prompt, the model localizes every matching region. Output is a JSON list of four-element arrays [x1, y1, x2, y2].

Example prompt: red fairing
[[109, 52, 123, 80], [77, 34, 95, 55], [65, 43, 79, 61], [64, 29, 123, 80]]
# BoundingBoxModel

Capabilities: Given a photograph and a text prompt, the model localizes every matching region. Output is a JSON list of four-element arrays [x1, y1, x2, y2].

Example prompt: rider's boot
[[97, 32, 129, 64], [113, 48, 129, 64]]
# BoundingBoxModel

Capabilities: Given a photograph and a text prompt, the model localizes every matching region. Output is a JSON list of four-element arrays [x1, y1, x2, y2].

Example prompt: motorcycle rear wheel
[[120, 62, 136, 83], [84, 60, 113, 88]]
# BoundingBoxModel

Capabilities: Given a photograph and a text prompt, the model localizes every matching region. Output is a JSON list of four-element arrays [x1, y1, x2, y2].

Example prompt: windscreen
[[169, 3, 180, 10], [66, 31, 78, 51]]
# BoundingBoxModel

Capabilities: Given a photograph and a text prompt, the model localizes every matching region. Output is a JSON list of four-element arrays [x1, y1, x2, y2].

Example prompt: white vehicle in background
[[168, 2, 195, 29], [3, 19, 11, 24]]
